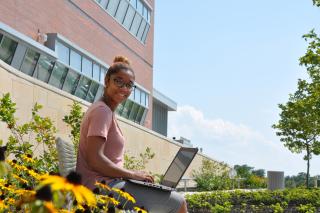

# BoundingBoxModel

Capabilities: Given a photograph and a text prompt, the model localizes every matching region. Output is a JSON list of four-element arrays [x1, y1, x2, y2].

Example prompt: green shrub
[[186, 189, 320, 213]]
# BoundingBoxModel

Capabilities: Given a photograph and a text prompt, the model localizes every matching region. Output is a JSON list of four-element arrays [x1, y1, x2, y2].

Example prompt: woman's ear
[[105, 75, 110, 87]]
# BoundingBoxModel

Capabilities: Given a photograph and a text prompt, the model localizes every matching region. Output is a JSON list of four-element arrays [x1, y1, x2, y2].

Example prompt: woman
[[76, 56, 187, 213]]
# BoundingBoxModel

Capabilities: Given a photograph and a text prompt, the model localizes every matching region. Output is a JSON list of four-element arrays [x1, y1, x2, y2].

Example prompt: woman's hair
[[105, 56, 135, 79]]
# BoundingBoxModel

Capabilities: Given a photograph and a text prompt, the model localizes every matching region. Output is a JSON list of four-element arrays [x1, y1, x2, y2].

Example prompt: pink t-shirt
[[76, 100, 125, 189]]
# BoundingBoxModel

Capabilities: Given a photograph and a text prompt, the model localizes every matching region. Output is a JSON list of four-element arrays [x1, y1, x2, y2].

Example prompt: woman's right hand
[[131, 171, 154, 183]]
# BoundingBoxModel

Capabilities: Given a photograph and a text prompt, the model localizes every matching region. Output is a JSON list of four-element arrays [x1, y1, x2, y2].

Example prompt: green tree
[[272, 29, 320, 188], [252, 169, 265, 178], [234, 164, 253, 179]]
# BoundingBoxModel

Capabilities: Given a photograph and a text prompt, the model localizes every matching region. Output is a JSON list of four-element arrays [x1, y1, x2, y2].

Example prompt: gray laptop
[[128, 147, 198, 191]]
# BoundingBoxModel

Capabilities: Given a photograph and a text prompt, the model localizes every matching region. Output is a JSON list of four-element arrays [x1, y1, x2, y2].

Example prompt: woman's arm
[[86, 136, 153, 182]]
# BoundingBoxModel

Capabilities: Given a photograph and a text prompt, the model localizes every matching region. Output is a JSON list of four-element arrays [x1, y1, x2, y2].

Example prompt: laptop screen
[[161, 147, 198, 188]]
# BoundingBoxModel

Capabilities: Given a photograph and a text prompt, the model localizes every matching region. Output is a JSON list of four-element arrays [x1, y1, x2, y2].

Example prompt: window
[[135, 106, 145, 123], [122, 99, 133, 119], [33, 55, 55, 83], [122, 5, 135, 30], [115, 0, 129, 23], [130, 0, 137, 8], [74, 76, 91, 99], [100, 0, 109, 9], [129, 103, 139, 121], [141, 24, 150, 43], [93, 63, 100, 82], [81, 56, 92, 77], [134, 87, 140, 103], [100, 67, 106, 83], [107, 0, 120, 16], [136, 19, 147, 39], [137, 0, 143, 15], [48, 62, 68, 89], [62, 69, 81, 94], [0, 36, 18, 64], [56, 41, 69, 65], [70, 49, 81, 71], [86, 81, 99, 102], [130, 13, 142, 36], [20, 49, 40, 76], [140, 91, 146, 106], [95, 0, 150, 43], [0, 34, 3, 43]]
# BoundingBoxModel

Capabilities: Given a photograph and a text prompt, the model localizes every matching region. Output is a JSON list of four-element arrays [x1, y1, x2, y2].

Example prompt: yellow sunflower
[[134, 206, 148, 213], [95, 181, 111, 191], [40, 172, 96, 206], [12, 174, 29, 184], [21, 154, 35, 163], [44, 201, 58, 213], [112, 188, 136, 203]]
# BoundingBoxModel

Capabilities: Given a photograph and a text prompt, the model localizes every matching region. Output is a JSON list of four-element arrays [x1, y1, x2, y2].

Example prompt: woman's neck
[[102, 95, 118, 111]]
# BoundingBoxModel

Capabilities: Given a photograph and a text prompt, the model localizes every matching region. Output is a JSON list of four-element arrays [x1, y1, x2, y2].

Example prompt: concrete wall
[[0, 61, 215, 179]]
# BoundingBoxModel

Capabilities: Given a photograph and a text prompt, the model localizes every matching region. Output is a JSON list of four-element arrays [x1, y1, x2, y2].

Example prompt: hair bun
[[113, 56, 130, 65]]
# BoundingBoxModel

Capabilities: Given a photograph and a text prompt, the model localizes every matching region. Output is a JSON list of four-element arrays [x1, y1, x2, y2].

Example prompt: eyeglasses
[[112, 77, 136, 90]]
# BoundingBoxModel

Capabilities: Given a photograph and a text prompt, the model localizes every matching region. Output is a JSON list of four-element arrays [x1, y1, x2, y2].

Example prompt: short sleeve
[[87, 106, 113, 139]]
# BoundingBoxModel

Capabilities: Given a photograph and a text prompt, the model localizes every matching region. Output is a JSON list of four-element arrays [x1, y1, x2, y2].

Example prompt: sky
[[153, 0, 320, 176]]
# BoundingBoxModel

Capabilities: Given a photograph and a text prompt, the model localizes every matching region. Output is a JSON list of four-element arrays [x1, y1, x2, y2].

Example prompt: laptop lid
[[160, 147, 198, 188]]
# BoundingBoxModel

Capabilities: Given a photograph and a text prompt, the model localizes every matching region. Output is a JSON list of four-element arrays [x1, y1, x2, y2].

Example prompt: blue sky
[[153, 1, 320, 176]]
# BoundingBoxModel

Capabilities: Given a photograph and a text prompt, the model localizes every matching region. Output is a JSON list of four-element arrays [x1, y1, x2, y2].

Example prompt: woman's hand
[[131, 171, 154, 183]]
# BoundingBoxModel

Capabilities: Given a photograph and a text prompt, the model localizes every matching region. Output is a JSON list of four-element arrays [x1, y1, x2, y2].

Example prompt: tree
[[252, 169, 265, 178], [234, 164, 253, 178], [272, 28, 320, 187]]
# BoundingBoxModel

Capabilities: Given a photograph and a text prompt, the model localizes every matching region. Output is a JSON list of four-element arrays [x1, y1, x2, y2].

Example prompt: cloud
[[168, 105, 320, 176]]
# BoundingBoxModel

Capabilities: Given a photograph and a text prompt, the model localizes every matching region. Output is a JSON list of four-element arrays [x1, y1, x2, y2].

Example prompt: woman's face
[[105, 69, 135, 106]]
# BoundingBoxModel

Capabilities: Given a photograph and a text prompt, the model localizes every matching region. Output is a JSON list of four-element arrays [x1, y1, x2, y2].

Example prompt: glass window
[[0, 36, 18, 64], [130, 13, 142, 36], [75, 76, 91, 99], [93, 63, 100, 82], [129, 103, 139, 121], [142, 5, 148, 20], [115, 0, 129, 23], [56, 41, 69, 65], [123, 5, 135, 30], [122, 99, 133, 119], [100, 0, 109, 8], [130, 0, 137, 8], [116, 101, 125, 114], [33, 55, 55, 83], [145, 93, 149, 108], [48, 62, 68, 89], [70, 49, 81, 71], [82, 56, 92, 77], [147, 10, 151, 23], [86, 81, 99, 103], [94, 85, 104, 102], [134, 88, 140, 103], [136, 19, 147, 40], [137, 0, 143, 15], [0, 34, 3, 43], [20, 49, 40, 76], [62, 69, 81, 94], [100, 67, 107, 83], [106, 0, 120, 16], [135, 106, 145, 123], [141, 24, 150, 43], [140, 91, 146, 106]]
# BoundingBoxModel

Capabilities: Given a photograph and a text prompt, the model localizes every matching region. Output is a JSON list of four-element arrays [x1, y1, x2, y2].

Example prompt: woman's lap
[[108, 179, 184, 213]]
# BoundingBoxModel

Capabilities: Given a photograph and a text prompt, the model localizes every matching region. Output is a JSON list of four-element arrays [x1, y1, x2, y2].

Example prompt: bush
[[185, 188, 320, 213]]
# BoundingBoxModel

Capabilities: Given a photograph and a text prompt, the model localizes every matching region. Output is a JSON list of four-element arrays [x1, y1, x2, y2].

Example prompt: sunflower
[[134, 206, 148, 213], [40, 172, 96, 206], [21, 154, 35, 163], [97, 194, 120, 206], [12, 174, 29, 184], [44, 201, 58, 213], [112, 188, 136, 203], [95, 181, 111, 191]]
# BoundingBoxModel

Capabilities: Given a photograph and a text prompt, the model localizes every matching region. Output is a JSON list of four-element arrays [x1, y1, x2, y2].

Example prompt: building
[[0, 0, 217, 182]]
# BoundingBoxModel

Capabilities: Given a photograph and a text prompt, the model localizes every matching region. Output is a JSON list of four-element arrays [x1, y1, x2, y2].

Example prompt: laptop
[[128, 147, 198, 191]]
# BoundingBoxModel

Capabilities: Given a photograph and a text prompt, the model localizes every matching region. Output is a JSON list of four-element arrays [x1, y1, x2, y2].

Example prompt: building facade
[[0, 0, 221, 183]]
